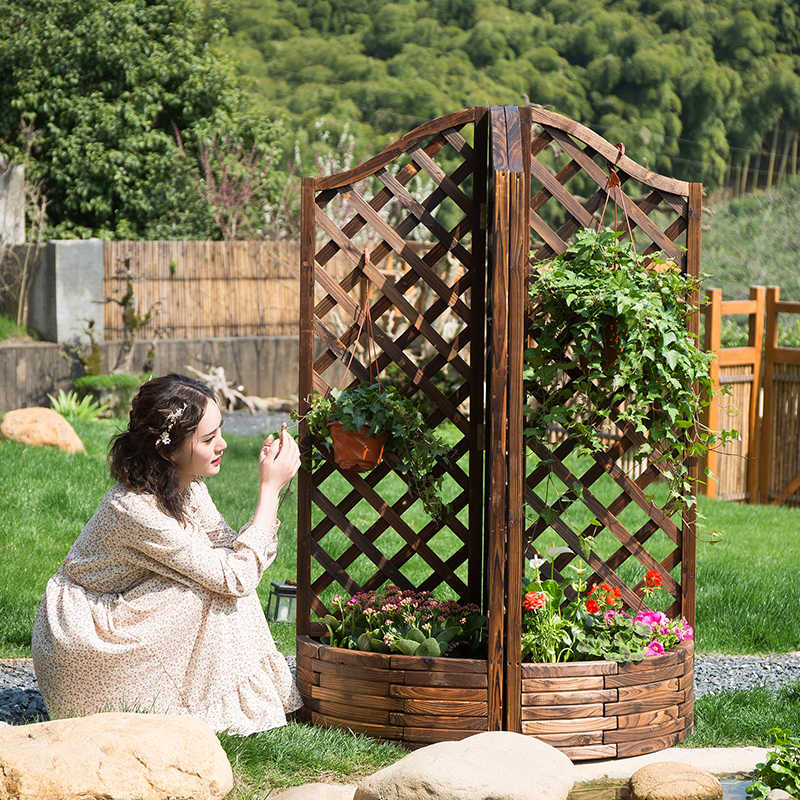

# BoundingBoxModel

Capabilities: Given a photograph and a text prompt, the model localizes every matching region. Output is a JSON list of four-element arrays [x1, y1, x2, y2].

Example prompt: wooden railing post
[[760, 287, 780, 503], [702, 288, 722, 499], [748, 286, 766, 503]]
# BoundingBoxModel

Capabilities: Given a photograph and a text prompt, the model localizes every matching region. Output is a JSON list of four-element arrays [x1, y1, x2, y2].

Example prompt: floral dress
[[31, 480, 302, 735]]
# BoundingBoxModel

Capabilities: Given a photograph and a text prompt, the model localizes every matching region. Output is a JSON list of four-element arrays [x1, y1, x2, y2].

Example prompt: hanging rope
[[339, 248, 381, 391]]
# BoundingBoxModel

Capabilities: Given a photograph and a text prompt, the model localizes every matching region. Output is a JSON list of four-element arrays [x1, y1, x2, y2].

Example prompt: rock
[[630, 761, 723, 800], [0, 712, 233, 800], [766, 791, 796, 800], [272, 784, 356, 799], [248, 396, 294, 413], [354, 731, 575, 800], [0, 407, 85, 454]]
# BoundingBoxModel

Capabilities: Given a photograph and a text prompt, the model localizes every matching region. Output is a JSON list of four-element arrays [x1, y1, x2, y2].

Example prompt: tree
[[0, 0, 283, 239]]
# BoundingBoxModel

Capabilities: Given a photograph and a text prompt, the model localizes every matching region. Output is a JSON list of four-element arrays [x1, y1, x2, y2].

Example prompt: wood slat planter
[[297, 637, 692, 760], [296, 636, 489, 749], [520, 641, 694, 761]]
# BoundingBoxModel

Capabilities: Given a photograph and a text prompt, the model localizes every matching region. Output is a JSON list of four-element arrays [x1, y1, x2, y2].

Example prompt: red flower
[[613, 586, 621, 597], [586, 598, 599, 614], [523, 592, 547, 611], [646, 570, 663, 588]]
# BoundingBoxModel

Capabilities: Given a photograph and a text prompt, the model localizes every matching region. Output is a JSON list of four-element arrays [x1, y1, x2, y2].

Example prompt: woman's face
[[172, 400, 227, 490]]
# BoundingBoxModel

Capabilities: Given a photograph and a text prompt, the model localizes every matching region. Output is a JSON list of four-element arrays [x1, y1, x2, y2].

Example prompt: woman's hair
[[109, 373, 218, 523]]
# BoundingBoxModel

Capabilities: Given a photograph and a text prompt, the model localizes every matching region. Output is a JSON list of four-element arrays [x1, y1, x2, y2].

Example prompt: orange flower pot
[[328, 422, 388, 471]]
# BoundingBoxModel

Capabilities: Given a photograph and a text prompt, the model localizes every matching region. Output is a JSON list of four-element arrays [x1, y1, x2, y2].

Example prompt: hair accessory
[[158, 403, 187, 446]]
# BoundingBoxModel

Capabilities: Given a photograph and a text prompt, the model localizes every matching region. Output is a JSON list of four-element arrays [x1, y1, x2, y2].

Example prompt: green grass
[[219, 722, 405, 798], [3, 418, 800, 793], [0, 313, 28, 342], [688, 681, 800, 748]]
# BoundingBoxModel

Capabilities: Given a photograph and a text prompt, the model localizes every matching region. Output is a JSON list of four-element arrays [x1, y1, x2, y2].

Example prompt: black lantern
[[266, 580, 297, 623]]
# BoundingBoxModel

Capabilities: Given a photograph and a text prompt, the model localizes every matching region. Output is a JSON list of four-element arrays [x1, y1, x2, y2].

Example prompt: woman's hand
[[258, 424, 300, 493]]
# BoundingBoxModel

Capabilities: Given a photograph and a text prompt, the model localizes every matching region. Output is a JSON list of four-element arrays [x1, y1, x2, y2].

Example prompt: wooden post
[[702, 288, 722, 499], [682, 183, 702, 629], [747, 286, 766, 503], [760, 287, 781, 504], [297, 177, 316, 638], [469, 109, 490, 607], [486, 106, 509, 733]]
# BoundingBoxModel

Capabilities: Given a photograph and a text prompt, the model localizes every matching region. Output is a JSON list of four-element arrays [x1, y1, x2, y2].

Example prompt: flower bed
[[520, 640, 694, 760], [295, 637, 692, 758], [295, 636, 489, 749]]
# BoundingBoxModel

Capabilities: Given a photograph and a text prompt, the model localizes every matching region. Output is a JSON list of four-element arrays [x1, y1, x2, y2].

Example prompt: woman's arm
[[251, 425, 301, 534]]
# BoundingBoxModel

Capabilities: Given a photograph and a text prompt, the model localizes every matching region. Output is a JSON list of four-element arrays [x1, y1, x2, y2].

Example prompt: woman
[[32, 373, 303, 735]]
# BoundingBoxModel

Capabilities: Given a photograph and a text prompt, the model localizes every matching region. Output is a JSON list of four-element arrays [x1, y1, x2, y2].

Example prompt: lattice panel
[[298, 110, 488, 625], [519, 107, 699, 621]]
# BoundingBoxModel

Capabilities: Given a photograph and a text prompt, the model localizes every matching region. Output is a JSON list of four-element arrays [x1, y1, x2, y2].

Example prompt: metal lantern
[[266, 581, 297, 623]]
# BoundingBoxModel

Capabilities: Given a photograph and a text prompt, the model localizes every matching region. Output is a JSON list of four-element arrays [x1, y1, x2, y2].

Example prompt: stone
[[0, 407, 85, 454], [272, 784, 357, 799], [354, 730, 575, 800], [766, 791, 796, 800], [630, 761, 723, 800], [0, 712, 233, 800]]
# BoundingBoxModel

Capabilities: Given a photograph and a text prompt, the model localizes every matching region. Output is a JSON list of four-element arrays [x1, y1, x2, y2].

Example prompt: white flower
[[529, 555, 547, 570], [547, 546, 573, 558]]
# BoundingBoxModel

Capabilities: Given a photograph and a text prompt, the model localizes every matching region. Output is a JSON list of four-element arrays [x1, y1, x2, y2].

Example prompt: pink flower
[[645, 641, 665, 656], [636, 610, 669, 631], [676, 619, 694, 641]]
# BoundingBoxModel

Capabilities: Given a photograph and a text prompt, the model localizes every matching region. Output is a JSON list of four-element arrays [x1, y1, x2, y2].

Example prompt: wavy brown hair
[[109, 373, 217, 523]]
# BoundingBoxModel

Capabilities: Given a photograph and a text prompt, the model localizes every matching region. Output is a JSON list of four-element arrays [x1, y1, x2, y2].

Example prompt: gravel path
[[2, 653, 799, 727]]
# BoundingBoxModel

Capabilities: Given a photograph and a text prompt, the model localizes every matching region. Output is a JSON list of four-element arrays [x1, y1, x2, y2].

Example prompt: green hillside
[[223, 0, 800, 189]]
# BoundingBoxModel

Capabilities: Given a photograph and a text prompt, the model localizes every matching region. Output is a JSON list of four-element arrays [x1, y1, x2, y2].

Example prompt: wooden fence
[[102, 241, 353, 340], [702, 285, 800, 506]]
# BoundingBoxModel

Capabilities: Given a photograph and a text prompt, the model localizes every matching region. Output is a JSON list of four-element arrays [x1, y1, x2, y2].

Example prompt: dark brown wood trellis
[[297, 105, 701, 750]]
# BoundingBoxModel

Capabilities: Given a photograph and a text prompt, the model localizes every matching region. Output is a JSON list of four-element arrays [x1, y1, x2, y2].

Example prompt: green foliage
[[318, 585, 486, 657], [47, 389, 108, 422], [222, 0, 800, 191], [303, 381, 451, 519], [524, 227, 738, 512], [0, 0, 283, 239], [73, 373, 153, 417], [747, 728, 800, 800], [0, 313, 29, 342]]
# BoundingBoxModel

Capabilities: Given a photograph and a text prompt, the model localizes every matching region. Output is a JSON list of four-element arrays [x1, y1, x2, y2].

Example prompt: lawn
[[2, 416, 799, 795]]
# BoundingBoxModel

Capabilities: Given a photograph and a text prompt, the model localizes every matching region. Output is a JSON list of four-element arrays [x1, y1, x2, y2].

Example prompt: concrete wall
[[0, 336, 303, 411], [27, 240, 105, 345], [0, 162, 25, 246]]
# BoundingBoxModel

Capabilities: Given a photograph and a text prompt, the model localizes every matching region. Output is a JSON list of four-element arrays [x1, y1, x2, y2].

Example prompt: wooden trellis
[[298, 105, 701, 740]]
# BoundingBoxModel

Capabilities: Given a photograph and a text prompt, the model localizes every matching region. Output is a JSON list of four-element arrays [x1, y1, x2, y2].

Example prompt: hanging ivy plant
[[302, 381, 451, 520], [523, 227, 738, 512]]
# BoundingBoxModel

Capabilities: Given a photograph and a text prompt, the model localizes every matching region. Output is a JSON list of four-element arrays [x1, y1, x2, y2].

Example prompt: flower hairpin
[[158, 403, 187, 446]]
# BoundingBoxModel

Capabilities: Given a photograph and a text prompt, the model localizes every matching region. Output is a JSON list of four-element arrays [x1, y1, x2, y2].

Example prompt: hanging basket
[[328, 422, 388, 471]]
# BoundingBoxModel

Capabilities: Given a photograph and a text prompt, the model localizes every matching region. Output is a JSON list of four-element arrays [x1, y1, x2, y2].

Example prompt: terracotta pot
[[328, 422, 388, 471]]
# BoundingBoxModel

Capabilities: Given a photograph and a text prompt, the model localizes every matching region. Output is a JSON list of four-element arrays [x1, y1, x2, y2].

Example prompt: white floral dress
[[31, 480, 302, 735]]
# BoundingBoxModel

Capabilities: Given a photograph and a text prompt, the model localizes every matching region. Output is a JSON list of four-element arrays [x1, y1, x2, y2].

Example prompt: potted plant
[[524, 226, 738, 512], [303, 380, 451, 519]]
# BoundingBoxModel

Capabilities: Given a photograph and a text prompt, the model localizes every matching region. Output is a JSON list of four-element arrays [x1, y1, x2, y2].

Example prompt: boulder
[[354, 731, 575, 800], [0, 407, 85, 454], [766, 791, 796, 800], [630, 761, 723, 800], [0, 712, 233, 800], [272, 784, 356, 799]]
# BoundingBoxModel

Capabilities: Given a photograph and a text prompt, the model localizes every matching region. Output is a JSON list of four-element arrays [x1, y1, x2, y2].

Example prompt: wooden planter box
[[521, 641, 694, 761], [297, 637, 693, 759], [295, 636, 489, 749]]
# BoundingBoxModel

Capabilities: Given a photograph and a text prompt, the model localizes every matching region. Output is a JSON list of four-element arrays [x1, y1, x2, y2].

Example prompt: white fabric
[[32, 480, 301, 735]]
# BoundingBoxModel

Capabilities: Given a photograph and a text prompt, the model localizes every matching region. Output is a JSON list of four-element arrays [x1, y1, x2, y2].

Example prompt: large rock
[[0, 712, 233, 800], [272, 784, 356, 799], [0, 407, 85, 454], [354, 731, 575, 800], [630, 761, 723, 800]]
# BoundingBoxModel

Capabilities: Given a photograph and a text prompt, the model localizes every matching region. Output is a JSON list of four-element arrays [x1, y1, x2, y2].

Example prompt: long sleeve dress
[[31, 480, 302, 735]]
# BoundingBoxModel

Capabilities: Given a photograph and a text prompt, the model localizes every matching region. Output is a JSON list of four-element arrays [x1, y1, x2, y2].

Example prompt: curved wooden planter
[[296, 637, 693, 759], [521, 641, 694, 761], [296, 636, 489, 749]]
